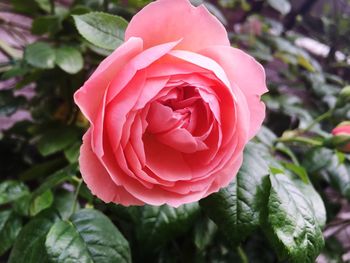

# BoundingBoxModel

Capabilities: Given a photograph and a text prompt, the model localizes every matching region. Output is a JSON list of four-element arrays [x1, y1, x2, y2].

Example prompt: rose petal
[[204, 153, 243, 195], [103, 70, 146, 157], [121, 111, 137, 148], [197, 87, 221, 124], [74, 37, 143, 123], [146, 102, 181, 133], [199, 46, 267, 139], [106, 40, 182, 103], [156, 127, 208, 153], [332, 125, 350, 135], [163, 172, 216, 195], [125, 0, 229, 51], [129, 114, 146, 166], [144, 134, 192, 182], [79, 130, 144, 205], [133, 76, 170, 110], [169, 50, 232, 89], [146, 56, 208, 78]]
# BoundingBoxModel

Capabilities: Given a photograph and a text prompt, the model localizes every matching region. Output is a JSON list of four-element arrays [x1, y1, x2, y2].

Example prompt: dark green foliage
[[8, 209, 60, 263], [45, 209, 131, 263], [0, 210, 22, 256], [135, 203, 200, 249], [262, 174, 324, 263], [200, 143, 270, 246]]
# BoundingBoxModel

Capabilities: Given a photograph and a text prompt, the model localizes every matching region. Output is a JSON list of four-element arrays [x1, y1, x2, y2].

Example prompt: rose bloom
[[332, 122, 350, 153], [74, 0, 267, 207]]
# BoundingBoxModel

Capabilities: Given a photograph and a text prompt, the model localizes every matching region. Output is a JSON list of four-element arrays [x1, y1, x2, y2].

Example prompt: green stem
[[71, 175, 81, 184], [276, 108, 334, 149], [50, 0, 55, 15], [277, 136, 323, 146], [71, 179, 83, 215], [103, 0, 109, 11], [237, 245, 249, 263], [302, 109, 334, 133]]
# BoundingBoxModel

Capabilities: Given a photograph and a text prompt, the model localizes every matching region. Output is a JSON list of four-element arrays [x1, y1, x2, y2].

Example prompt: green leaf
[[0, 180, 29, 205], [19, 158, 66, 181], [326, 158, 350, 200], [292, 179, 326, 228], [37, 126, 80, 156], [262, 174, 324, 263], [194, 217, 217, 251], [45, 209, 131, 263], [52, 190, 78, 220], [282, 162, 309, 184], [297, 55, 315, 72], [70, 5, 92, 15], [199, 143, 270, 245], [31, 165, 74, 199], [256, 126, 277, 147], [0, 210, 22, 256], [35, 0, 51, 12], [31, 16, 62, 35], [303, 147, 335, 173], [64, 141, 81, 163], [8, 209, 60, 263], [30, 190, 54, 216], [275, 142, 300, 165], [108, 204, 142, 223], [10, 0, 38, 13], [0, 90, 26, 117], [127, 0, 152, 8], [136, 203, 200, 249], [72, 12, 128, 50], [267, 0, 291, 15], [24, 42, 56, 69], [336, 151, 346, 164], [85, 41, 112, 56], [13, 194, 31, 217], [55, 47, 84, 74], [22, 165, 76, 216]]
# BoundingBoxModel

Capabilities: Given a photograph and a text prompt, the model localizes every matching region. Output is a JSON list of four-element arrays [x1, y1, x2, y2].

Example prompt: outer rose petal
[[199, 46, 268, 139], [205, 153, 243, 195], [125, 0, 230, 51], [79, 129, 144, 205], [74, 37, 143, 123]]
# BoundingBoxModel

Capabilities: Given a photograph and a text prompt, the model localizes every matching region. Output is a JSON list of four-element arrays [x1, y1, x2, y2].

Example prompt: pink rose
[[74, 0, 267, 207], [332, 122, 350, 153]]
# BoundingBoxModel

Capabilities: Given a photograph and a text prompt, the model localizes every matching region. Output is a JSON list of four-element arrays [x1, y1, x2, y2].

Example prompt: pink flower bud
[[332, 121, 350, 153]]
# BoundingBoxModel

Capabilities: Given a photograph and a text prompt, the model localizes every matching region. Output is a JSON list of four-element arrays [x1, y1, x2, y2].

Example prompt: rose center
[[144, 85, 212, 154]]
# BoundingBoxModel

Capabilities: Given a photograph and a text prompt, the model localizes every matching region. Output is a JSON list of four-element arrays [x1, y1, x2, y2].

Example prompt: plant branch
[[277, 136, 323, 146], [71, 178, 83, 215], [302, 109, 334, 133], [237, 245, 249, 263]]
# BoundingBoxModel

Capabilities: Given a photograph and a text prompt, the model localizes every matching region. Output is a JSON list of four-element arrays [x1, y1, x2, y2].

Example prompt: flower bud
[[331, 121, 350, 153], [336, 86, 350, 107]]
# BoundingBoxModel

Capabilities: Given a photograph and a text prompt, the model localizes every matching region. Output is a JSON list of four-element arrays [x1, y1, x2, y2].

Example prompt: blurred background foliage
[[1, 0, 350, 262]]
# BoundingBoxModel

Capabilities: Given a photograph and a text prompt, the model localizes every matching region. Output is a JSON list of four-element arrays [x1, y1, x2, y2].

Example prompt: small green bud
[[336, 86, 350, 107]]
